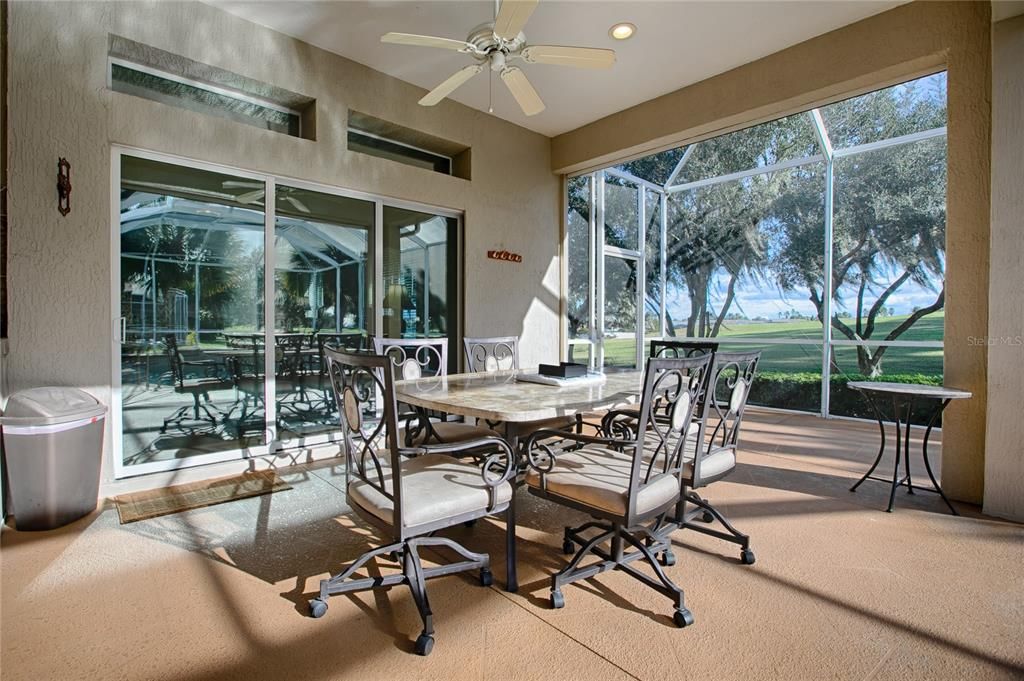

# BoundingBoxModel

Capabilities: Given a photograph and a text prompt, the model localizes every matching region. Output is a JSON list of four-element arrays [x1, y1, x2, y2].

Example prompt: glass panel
[[664, 164, 826, 341], [603, 175, 639, 250], [567, 175, 592, 341], [644, 188, 662, 336], [672, 113, 820, 185], [830, 344, 943, 425], [831, 136, 946, 360], [382, 206, 459, 372], [111, 63, 301, 137], [617, 147, 687, 186], [820, 72, 946, 149], [717, 343, 822, 414], [119, 156, 266, 468], [603, 256, 638, 369], [273, 185, 374, 438], [348, 130, 451, 175]]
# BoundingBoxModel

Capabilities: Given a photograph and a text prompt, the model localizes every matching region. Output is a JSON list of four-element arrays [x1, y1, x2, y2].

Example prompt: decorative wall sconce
[[487, 249, 522, 263], [57, 158, 71, 216]]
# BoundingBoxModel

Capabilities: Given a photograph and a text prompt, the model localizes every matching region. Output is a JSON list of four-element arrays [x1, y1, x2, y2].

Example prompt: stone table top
[[847, 381, 972, 400], [394, 369, 645, 423]]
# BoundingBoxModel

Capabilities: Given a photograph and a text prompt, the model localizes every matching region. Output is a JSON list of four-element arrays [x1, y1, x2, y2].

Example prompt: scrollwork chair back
[[463, 336, 519, 373], [693, 351, 760, 486], [324, 347, 405, 536], [373, 338, 449, 380]]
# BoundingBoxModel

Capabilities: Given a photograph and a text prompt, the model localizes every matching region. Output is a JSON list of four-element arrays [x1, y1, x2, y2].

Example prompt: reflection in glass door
[[273, 185, 374, 438], [118, 156, 266, 473], [382, 206, 459, 373]]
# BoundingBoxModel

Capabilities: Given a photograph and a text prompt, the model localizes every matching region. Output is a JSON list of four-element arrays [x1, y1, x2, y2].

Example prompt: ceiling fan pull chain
[[488, 69, 494, 113]]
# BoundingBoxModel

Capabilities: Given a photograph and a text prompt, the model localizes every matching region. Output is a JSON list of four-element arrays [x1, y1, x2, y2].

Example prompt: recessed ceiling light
[[609, 22, 636, 40]]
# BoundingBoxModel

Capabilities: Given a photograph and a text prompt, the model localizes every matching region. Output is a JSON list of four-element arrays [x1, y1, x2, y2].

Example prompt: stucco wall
[[551, 1, 993, 505], [984, 14, 1024, 522], [6, 1, 560, 491]]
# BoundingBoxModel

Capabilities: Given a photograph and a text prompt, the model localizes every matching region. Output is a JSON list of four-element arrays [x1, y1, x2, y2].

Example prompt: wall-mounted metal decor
[[57, 158, 71, 216], [487, 249, 522, 263]]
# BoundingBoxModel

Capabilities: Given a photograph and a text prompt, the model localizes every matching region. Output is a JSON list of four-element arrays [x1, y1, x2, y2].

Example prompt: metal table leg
[[850, 391, 958, 515]]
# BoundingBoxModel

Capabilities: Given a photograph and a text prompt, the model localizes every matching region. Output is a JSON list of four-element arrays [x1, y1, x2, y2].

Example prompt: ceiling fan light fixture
[[609, 22, 636, 40]]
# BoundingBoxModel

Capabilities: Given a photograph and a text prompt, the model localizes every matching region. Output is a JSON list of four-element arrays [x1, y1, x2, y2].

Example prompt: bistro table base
[[848, 385, 963, 516]]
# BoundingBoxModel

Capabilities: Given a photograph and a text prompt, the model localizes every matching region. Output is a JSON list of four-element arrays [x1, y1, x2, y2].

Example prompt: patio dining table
[[395, 368, 646, 592]]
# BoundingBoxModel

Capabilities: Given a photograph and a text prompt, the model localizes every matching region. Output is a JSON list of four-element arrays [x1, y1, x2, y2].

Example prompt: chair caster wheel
[[740, 549, 755, 565], [701, 511, 714, 523], [673, 608, 695, 628], [308, 598, 328, 618], [414, 633, 434, 656], [561, 539, 575, 555], [479, 568, 494, 587], [550, 590, 565, 609], [464, 518, 478, 528], [659, 551, 676, 567]]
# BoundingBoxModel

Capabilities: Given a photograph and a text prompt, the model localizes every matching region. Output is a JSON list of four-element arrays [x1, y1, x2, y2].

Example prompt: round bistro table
[[847, 381, 971, 515]]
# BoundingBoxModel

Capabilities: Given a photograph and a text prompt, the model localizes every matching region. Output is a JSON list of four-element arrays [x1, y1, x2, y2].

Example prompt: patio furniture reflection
[[160, 334, 233, 434]]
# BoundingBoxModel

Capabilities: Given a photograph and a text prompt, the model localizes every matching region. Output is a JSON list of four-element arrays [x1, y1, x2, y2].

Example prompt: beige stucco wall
[[552, 1, 993, 505], [6, 1, 560, 492], [984, 14, 1024, 522]]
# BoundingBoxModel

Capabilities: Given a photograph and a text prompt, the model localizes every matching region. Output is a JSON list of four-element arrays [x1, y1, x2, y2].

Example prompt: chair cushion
[[525, 446, 680, 518], [399, 421, 501, 446], [348, 454, 513, 529], [685, 446, 736, 480]]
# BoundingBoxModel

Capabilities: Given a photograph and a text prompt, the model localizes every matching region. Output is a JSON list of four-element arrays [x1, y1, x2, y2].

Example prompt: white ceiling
[[211, 0, 908, 137]]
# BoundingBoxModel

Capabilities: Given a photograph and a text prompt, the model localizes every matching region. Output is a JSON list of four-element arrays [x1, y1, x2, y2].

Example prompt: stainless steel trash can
[[0, 387, 107, 530]]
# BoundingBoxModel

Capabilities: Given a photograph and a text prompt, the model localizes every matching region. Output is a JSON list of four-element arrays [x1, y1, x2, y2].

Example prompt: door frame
[[110, 145, 463, 479]]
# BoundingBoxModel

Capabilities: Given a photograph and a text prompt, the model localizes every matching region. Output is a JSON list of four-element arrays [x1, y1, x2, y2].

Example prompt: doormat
[[113, 470, 291, 524]]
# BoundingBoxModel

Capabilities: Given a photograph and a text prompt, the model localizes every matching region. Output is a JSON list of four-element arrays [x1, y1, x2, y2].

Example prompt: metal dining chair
[[463, 335, 580, 441], [159, 334, 231, 433], [523, 353, 712, 626], [664, 350, 761, 565], [310, 348, 517, 656], [374, 337, 501, 446]]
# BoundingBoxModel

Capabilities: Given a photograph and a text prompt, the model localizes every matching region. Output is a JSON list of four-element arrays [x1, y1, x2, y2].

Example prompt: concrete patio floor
[[2, 409, 1022, 681]]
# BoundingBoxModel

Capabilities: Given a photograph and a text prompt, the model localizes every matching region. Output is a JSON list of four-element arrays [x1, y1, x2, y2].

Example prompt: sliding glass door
[[114, 149, 461, 477], [118, 155, 267, 473], [381, 206, 460, 374]]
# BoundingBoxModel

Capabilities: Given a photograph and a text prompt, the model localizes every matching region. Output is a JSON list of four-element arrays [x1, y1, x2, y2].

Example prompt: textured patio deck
[[2, 409, 1021, 681]]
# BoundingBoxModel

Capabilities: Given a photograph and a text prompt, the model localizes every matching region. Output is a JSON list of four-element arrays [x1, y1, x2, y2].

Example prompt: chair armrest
[[523, 428, 638, 475], [400, 436, 517, 488]]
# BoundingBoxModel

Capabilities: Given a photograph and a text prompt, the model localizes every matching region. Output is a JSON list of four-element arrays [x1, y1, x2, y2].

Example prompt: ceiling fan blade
[[124, 180, 237, 202], [381, 32, 474, 52], [221, 180, 264, 189], [419, 64, 484, 106], [493, 0, 539, 40], [285, 195, 311, 214], [521, 45, 616, 70], [236, 189, 266, 204], [501, 66, 545, 116]]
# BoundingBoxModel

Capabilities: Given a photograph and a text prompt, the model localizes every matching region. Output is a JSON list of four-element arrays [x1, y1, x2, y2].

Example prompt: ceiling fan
[[221, 181, 311, 213], [381, 0, 616, 116]]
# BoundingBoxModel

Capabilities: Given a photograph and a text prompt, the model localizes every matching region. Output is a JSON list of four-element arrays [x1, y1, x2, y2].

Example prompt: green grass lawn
[[601, 311, 944, 376]]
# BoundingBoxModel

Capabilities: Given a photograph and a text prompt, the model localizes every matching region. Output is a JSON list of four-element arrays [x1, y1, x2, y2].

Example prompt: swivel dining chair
[[523, 354, 711, 626], [463, 335, 580, 442], [647, 351, 761, 565], [310, 348, 517, 656], [374, 337, 501, 446]]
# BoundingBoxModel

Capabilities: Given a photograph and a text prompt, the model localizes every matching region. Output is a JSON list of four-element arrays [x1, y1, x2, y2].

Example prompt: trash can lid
[[0, 387, 107, 427]]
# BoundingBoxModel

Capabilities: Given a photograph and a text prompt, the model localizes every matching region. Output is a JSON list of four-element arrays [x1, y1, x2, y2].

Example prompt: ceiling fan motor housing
[[467, 22, 525, 60]]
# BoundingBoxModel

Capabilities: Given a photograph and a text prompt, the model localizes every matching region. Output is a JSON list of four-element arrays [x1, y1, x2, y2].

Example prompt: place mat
[[113, 470, 291, 524], [515, 372, 607, 388]]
